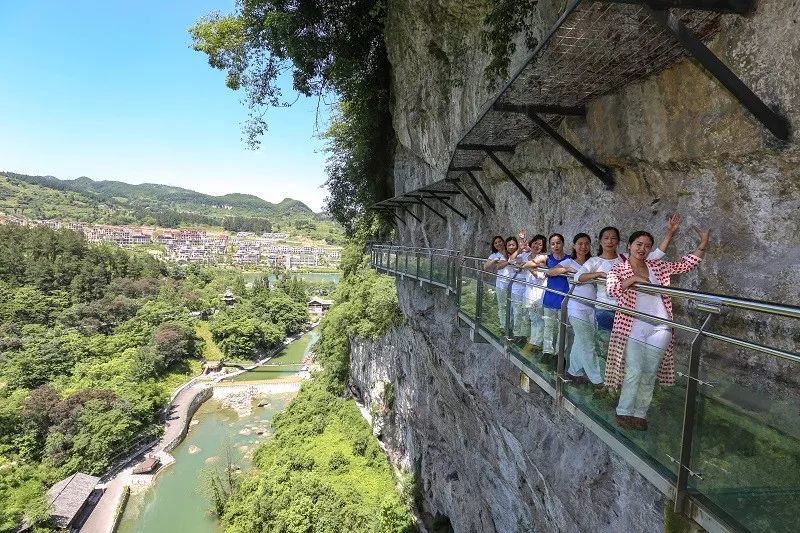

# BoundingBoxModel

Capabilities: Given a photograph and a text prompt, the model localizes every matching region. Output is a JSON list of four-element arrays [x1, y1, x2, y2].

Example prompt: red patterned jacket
[[603, 254, 703, 388]]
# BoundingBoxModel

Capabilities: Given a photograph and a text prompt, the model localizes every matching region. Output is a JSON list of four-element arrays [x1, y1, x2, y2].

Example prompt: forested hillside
[[0, 172, 342, 240], [215, 243, 414, 532], [0, 225, 311, 532]]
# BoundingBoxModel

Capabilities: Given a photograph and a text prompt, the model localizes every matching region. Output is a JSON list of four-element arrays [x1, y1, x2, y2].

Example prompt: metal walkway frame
[[372, 0, 790, 223], [369, 243, 800, 533]]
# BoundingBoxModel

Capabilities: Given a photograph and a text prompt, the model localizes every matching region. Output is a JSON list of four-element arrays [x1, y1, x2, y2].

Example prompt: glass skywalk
[[370, 244, 800, 533]]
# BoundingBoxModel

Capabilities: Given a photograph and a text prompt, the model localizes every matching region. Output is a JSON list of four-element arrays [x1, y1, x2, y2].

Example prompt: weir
[[369, 244, 799, 533]]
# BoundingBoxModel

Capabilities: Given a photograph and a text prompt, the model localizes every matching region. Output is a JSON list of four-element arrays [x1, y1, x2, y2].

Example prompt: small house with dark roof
[[132, 456, 160, 475], [307, 297, 333, 316], [222, 289, 236, 307], [46, 472, 100, 529]]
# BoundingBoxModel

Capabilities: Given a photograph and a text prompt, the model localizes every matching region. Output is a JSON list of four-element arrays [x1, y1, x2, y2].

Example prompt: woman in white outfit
[[507, 237, 532, 344], [522, 235, 547, 354], [605, 226, 709, 431], [574, 215, 681, 358], [484, 235, 509, 335], [546, 233, 602, 386]]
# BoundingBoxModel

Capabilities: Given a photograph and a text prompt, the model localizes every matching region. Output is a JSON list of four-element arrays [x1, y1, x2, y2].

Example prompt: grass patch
[[196, 321, 224, 361]]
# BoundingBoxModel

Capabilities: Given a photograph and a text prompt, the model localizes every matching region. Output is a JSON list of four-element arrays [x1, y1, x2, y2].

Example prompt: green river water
[[118, 328, 320, 533]]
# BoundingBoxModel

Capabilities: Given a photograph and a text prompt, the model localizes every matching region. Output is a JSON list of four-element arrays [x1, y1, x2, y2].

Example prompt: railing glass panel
[[501, 275, 558, 386], [563, 310, 687, 479], [431, 253, 449, 285], [368, 244, 800, 532], [688, 337, 800, 533], [458, 269, 477, 320], [479, 279, 504, 340]]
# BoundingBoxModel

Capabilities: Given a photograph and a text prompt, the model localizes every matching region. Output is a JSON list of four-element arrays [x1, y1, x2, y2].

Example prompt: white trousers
[[527, 300, 544, 347], [510, 292, 529, 337], [616, 328, 672, 418], [567, 310, 604, 384], [542, 307, 561, 355]]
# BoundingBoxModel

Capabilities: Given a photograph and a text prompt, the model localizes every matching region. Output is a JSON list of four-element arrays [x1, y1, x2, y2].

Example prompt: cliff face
[[351, 282, 664, 532], [350, 0, 799, 530]]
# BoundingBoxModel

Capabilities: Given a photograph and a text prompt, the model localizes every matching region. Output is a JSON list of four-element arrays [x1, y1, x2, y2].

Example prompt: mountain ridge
[[3, 172, 317, 215]]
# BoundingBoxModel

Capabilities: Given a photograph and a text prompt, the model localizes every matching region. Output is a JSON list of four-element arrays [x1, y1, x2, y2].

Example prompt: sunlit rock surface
[[355, 0, 799, 530]]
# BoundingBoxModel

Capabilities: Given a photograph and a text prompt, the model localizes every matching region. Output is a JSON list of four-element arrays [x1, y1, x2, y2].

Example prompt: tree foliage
[[220, 380, 415, 533], [314, 242, 400, 393], [190, 1, 394, 233], [0, 225, 210, 531]]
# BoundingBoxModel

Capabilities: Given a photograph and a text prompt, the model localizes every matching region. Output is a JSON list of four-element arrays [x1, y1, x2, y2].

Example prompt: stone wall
[[352, 0, 799, 531], [386, 0, 799, 306], [162, 386, 212, 454], [350, 280, 666, 532]]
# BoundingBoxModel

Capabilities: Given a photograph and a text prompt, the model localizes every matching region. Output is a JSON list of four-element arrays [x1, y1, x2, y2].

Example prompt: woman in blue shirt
[[542, 233, 570, 361]]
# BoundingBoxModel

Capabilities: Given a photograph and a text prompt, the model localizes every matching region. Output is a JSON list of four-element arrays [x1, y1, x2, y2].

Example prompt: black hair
[[504, 236, 519, 252], [571, 233, 592, 261], [528, 234, 547, 254], [597, 226, 621, 255], [490, 235, 504, 254], [628, 230, 655, 246]]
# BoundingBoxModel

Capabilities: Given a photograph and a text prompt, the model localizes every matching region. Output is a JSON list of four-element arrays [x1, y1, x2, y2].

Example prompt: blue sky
[[0, 1, 332, 211]]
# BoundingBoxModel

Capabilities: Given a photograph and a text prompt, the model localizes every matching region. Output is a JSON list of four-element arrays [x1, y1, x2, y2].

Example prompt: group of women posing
[[483, 215, 711, 430]]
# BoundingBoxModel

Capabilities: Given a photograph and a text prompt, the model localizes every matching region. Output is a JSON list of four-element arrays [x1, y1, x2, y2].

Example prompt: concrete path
[[78, 383, 209, 533]]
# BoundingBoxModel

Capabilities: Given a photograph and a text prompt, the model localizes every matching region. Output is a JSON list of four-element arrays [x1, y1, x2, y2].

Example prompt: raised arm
[[649, 213, 681, 260], [665, 226, 709, 274]]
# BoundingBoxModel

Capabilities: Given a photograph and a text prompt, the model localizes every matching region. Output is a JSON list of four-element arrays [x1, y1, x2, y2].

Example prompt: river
[[117, 328, 320, 533], [243, 271, 342, 284]]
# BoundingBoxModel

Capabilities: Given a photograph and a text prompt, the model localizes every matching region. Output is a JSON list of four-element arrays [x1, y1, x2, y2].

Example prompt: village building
[[46, 472, 100, 530], [307, 297, 333, 316]]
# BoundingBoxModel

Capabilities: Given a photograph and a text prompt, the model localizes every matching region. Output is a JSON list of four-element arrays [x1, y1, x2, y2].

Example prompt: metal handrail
[[373, 244, 461, 253], [377, 247, 800, 363], [460, 254, 800, 321]]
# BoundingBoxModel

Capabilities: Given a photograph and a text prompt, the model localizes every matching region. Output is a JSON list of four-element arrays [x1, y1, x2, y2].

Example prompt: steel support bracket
[[465, 170, 496, 210], [596, 0, 755, 15], [422, 192, 468, 220], [485, 149, 532, 201], [408, 195, 447, 221], [492, 102, 587, 117], [648, 8, 790, 141], [447, 178, 486, 215], [525, 111, 615, 189]]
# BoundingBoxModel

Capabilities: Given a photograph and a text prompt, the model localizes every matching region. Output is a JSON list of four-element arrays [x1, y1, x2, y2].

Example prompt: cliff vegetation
[[215, 240, 413, 532]]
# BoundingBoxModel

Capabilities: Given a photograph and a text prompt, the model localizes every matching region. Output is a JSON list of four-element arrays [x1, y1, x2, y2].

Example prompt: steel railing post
[[505, 278, 514, 348], [674, 313, 715, 515], [429, 250, 434, 282], [475, 269, 484, 336], [455, 254, 463, 304], [556, 285, 574, 403]]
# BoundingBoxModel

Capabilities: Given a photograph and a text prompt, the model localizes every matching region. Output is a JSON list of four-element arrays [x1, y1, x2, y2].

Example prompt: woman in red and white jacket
[[604, 226, 710, 431]]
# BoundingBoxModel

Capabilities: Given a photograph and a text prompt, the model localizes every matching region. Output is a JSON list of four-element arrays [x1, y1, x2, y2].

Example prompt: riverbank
[[78, 327, 319, 533], [117, 392, 298, 533]]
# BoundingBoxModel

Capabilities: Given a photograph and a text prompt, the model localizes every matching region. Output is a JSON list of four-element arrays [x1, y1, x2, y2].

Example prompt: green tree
[[262, 292, 309, 336], [189, 1, 394, 232], [211, 315, 282, 360]]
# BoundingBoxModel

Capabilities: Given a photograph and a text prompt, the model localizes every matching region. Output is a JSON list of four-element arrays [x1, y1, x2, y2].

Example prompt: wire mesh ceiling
[[375, 0, 729, 213], [499, 3, 722, 108]]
